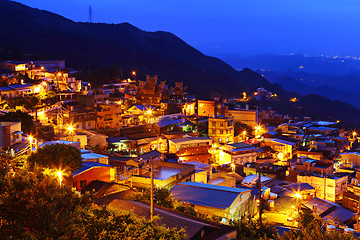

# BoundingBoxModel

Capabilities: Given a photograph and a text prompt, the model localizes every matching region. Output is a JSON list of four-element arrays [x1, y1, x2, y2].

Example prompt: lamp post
[[145, 159, 158, 220], [257, 166, 263, 229], [57, 171, 63, 187], [67, 124, 74, 141], [242, 130, 247, 141], [231, 163, 236, 172], [131, 71, 136, 81], [28, 135, 33, 151], [295, 192, 301, 212], [150, 165, 154, 219]]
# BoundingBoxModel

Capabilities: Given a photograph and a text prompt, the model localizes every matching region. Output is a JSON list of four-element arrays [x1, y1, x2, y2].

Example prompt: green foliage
[[132, 187, 198, 217], [133, 187, 173, 208], [275, 210, 357, 240], [234, 121, 253, 136], [27, 143, 82, 173], [37, 90, 56, 101], [154, 187, 174, 208], [0, 168, 186, 239], [0, 168, 92, 239], [38, 124, 55, 141], [174, 202, 197, 216], [297, 210, 322, 229], [0, 110, 34, 134], [8, 96, 39, 111], [230, 215, 276, 240], [84, 208, 185, 240]]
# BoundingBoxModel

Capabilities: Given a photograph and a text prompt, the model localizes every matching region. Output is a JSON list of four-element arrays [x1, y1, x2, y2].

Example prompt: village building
[[208, 115, 234, 144], [218, 142, 257, 165], [171, 182, 252, 222]]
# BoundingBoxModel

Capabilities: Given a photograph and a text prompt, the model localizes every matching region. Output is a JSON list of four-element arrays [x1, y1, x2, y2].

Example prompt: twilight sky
[[14, 0, 360, 57]]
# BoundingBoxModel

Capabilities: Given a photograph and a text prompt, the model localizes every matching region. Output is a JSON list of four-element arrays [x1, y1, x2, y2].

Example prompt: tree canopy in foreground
[[0, 166, 185, 239]]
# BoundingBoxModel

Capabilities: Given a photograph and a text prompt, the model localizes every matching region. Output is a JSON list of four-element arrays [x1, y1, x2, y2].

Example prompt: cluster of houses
[[2, 60, 360, 238]]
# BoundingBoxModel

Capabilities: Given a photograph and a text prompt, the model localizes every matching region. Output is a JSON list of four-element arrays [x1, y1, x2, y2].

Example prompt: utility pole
[[258, 166, 262, 229], [150, 164, 154, 219], [35, 108, 38, 149], [357, 197, 360, 230]]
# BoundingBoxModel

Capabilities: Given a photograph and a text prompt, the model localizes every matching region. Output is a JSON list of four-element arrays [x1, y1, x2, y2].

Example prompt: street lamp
[[242, 130, 247, 140], [353, 131, 357, 140], [57, 171, 63, 187], [255, 125, 263, 138], [231, 163, 236, 172], [295, 192, 302, 212], [28, 135, 33, 151], [67, 124, 75, 141], [131, 71, 137, 81]]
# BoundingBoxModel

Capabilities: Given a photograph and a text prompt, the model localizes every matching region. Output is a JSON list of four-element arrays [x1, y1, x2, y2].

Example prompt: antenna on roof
[[88, 5, 93, 23]]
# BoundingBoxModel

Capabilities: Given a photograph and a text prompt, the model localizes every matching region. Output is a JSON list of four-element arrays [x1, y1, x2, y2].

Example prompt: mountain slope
[[0, 0, 360, 126], [0, 0, 274, 98]]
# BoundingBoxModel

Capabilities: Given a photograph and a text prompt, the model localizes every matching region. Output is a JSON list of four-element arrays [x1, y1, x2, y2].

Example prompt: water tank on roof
[[326, 225, 335, 233], [344, 228, 354, 235], [269, 200, 275, 211], [354, 179, 359, 186]]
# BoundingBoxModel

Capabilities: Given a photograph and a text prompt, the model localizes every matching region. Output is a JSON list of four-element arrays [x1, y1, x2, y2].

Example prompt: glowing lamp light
[[28, 135, 33, 143], [34, 86, 41, 93], [147, 109, 152, 115], [68, 126, 74, 132], [57, 171, 63, 187], [132, 71, 136, 75], [295, 192, 301, 199]]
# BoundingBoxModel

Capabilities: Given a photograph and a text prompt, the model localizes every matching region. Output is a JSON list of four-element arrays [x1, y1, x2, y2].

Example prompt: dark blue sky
[[15, 0, 360, 57]]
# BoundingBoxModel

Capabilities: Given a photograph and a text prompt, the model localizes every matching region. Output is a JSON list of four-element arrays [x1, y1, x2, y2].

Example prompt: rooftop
[[171, 182, 250, 209]]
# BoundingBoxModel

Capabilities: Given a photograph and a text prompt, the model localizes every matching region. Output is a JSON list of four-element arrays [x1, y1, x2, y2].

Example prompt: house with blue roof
[[171, 182, 252, 221], [73, 161, 115, 191], [218, 142, 257, 165]]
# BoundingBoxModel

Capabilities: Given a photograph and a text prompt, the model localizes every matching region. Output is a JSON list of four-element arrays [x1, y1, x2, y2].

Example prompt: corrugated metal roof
[[170, 136, 212, 144], [82, 152, 109, 160], [285, 183, 315, 192], [171, 182, 249, 209], [157, 118, 187, 128], [304, 197, 355, 223], [242, 174, 272, 185], [185, 161, 211, 170], [303, 197, 336, 215], [73, 161, 112, 176], [324, 206, 355, 223]]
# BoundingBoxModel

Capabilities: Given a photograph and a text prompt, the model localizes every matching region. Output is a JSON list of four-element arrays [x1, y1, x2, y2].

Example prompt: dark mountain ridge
[[0, 0, 274, 98], [1, 0, 360, 126]]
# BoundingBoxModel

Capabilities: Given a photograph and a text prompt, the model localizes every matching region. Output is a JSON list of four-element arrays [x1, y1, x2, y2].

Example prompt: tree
[[133, 187, 174, 208], [0, 167, 92, 239], [230, 215, 276, 240], [0, 167, 186, 239], [38, 125, 55, 141], [132, 187, 197, 217], [0, 111, 34, 134], [84, 208, 185, 240], [27, 143, 82, 173], [275, 210, 357, 240]]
